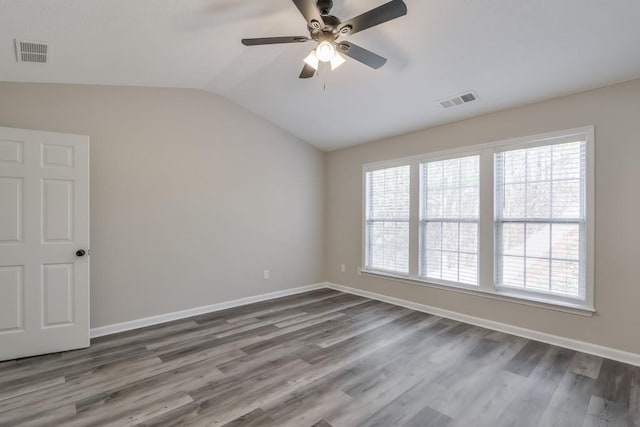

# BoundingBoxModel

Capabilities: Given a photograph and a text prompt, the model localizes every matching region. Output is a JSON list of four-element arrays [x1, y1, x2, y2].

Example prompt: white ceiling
[[1, 0, 640, 151]]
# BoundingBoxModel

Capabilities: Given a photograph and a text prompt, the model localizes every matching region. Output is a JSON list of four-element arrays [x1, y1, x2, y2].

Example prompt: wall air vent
[[14, 39, 48, 63], [438, 91, 479, 110]]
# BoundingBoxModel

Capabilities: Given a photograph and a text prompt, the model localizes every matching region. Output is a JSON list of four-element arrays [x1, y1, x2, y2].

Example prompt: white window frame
[[361, 126, 595, 315], [363, 161, 412, 276], [418, 151, 482, 288]]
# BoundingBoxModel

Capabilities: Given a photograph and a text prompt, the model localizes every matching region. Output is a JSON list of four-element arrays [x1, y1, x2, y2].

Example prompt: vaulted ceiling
[[1, 0, 640, 150]]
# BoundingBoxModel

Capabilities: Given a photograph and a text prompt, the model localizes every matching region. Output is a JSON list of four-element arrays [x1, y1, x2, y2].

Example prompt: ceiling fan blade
[[241, 36, 310, 46], [337, 0, 407, 36], [338, 42, 387, 69], [299, 63, 316, 79], [292, 0, 324, 28]]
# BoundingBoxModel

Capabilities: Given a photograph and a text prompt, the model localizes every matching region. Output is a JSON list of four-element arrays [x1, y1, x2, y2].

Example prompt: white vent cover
[[14, 39, 48, 63], [438, 91, 478, 110]]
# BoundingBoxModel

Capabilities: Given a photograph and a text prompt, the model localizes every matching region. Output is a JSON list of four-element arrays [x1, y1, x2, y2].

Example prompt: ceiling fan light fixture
[[303, 50, 319, 70], [316, 41, 336, 62], [330, 53, 346, 70], [240, 0, 408, 79]]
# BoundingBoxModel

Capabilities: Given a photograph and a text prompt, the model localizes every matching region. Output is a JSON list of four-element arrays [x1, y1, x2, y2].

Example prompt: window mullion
[[408, 159, 420, 279], [478, 148, 495, 292]]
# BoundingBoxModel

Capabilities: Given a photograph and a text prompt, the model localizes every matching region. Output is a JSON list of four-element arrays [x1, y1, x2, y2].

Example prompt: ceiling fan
[[241, 0, 407, 78]]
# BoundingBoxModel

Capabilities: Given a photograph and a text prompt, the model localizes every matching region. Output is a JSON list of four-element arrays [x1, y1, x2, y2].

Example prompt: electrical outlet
[[340, 264, 346, 273], [357, 267, 362, 276], [263, 270, 269, 280]]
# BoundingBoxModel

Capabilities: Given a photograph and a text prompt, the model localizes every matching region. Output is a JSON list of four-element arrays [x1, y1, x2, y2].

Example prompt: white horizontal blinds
[[495, 140, 586, 298], [421, 155, 480, 285], [365, 165, 411, 274]]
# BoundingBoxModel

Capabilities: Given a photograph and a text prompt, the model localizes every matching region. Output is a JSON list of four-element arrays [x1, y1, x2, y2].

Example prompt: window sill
[[360, 269, 595, 317]]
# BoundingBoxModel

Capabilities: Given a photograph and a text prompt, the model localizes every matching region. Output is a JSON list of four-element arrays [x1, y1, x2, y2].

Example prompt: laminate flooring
[[1, 289, 638, 426]]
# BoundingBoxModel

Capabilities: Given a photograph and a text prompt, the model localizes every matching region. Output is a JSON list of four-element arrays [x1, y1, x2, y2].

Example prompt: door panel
[[0, 126, 89, 361], [42, 263, 74, 326], [42, 144, 74, 168], [0, 266, 23, 332], [0, 138, 23, 164], [0, 177, 23, 242], [42, 179, 74, 242]]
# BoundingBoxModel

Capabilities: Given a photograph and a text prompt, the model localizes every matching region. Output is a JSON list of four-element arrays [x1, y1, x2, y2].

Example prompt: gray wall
[[326, 78, 640, 355], [2, 79, 639, 356], [0, 83, 325, 328]]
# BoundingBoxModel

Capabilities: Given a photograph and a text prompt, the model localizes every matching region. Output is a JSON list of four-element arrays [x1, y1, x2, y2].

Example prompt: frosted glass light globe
[[303, 50, 319, 70], [316, 41, 336, 62]]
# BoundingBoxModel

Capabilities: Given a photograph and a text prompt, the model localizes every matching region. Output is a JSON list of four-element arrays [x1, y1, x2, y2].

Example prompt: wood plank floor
[[1, 289, 639, 427]]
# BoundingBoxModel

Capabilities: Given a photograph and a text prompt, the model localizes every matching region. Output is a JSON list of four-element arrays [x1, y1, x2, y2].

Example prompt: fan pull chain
[[317, 64, 327, 92]]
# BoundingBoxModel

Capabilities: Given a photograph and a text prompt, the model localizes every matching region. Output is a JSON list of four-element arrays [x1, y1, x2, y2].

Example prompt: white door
[[0, 126, 89, 361]]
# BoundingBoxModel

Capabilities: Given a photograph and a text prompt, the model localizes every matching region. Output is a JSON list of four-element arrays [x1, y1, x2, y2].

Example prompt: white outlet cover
[[263, 270, 269, 280]]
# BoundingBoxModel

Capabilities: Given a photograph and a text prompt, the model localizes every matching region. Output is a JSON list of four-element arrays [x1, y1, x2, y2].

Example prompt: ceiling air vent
[[438, 91, 479, 110], [14, 39, 48, 63]]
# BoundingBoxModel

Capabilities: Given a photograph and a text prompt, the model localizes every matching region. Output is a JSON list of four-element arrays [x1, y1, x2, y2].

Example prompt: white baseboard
[[324, 282, 640, 367], [90, 280, 640, 367], [90, 283, 325, 339]]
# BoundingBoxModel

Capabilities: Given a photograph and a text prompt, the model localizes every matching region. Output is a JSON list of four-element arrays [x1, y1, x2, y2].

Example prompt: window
[[362, 127, 594, 312], [495, 141, 586, 299], [420, 155, 480, 285], [364, 165, 410, 274]]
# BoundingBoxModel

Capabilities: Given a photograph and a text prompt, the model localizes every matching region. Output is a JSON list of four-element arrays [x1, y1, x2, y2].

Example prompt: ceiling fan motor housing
[[317, 0, 334, 15], [309, 15, 341, 41], [309, 0, 336, 31]]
